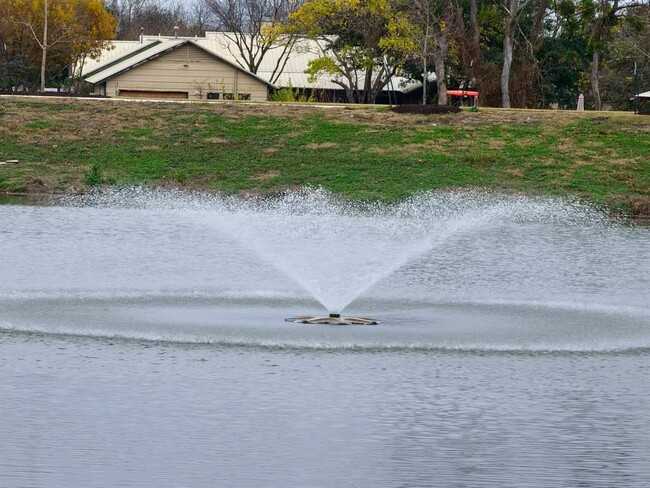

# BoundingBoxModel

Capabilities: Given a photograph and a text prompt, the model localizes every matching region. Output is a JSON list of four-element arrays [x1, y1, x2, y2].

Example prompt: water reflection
[[1, 334, 650, 487]]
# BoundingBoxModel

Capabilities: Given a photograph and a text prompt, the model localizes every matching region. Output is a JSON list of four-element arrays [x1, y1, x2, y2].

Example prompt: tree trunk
[[501, 20, 514, 108], [422, 57, 427, 105], [434, 42, 448, 105], [591, 50, 601, 110], [422, 19, 430, 105], [40, 0, 48, 92], [362, 67, 373, 104], [346, 85, 355, 103], [2, 37, 13, 90], [470, 0, 480, 60]]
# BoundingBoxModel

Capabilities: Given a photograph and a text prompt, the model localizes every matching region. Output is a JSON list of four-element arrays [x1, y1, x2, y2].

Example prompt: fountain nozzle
[[285, 315, 381, 325]]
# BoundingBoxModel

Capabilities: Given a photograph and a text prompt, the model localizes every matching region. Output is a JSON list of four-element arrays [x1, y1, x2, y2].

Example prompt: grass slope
[[1, 97, 648, 215]]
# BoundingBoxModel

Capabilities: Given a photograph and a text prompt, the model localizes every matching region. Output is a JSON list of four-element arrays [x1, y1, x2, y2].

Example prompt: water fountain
[[2, 187, 650, 487], [1, 186, 647, 350]]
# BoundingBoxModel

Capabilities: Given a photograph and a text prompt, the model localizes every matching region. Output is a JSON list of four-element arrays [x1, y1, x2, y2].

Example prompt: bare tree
[[201, 0, 300, 83], [500, 0, 536, 108], [188, 1, 212, 36], [107, 0, 204, 39]]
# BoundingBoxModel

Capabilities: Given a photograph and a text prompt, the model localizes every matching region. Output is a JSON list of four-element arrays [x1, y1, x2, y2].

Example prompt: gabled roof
[[84, 39, 276, 89], [83, 40, 161, 79]]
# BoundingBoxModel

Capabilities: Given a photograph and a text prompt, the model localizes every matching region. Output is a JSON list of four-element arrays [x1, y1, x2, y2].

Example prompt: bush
[[84, 163, 104, 186], [270, 84, 313, 103]]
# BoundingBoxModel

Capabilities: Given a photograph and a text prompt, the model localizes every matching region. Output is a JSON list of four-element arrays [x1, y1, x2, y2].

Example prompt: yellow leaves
[[9, 0, 116, 45], [3, 0, 116, 79], [305, 57, 340, 81], [382, 16, 419, 53], [260, 21, 289, 45], [292, 0, 414, 54], [367, 0, 392, 17]]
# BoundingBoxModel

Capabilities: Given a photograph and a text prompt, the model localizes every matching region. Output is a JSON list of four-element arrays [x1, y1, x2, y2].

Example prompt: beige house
[[84, 32, 431, 103], [84, 39, 275, 101]]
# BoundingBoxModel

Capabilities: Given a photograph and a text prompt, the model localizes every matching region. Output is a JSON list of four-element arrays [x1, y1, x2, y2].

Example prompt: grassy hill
[[1, 96, 648, 217]]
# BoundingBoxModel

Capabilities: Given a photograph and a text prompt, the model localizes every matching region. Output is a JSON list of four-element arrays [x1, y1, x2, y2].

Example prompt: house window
[[207, 92, 220, 100], [223, 93, 235, 100], [237, 93, 251, 100]]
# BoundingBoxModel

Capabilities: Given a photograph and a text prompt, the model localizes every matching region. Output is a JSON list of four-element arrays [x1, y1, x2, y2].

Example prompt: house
[[82, 32, 430, 103], [83, 39, 275, 101]]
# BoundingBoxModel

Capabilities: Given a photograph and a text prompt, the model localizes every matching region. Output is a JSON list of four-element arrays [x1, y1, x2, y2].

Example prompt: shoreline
[[1, 188, 648, 222]]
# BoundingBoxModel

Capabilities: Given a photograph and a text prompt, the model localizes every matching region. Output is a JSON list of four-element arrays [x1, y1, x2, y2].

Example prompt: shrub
[[84, 163, 104, 186], [269, 82, 313, 103]]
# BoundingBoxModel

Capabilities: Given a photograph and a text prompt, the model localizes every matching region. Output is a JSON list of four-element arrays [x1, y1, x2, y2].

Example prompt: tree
[[419, 0, 461, 105], [10, 0, 116, 91], [581, 0, 642, 110], [500, 0, 536, 107], [599, 4, 650, 109], [400, 0, 462, 105], [452, 0, 506, 107], [290, 0, 413, 104], [106, 0, 205, 40], [1, 0, 39, 89], [535, 1, 583, 107], [201, 0, 299, 84]]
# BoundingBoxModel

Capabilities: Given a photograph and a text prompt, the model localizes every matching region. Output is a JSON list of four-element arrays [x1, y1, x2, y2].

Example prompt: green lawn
[[0, 97, 648, 216]]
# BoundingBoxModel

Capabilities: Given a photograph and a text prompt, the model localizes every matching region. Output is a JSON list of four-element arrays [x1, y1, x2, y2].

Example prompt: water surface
[[1, 190, 649, 486]]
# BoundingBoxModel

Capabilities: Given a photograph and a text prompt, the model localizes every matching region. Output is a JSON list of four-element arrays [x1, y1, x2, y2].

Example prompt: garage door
[[119, 90, 189, 100]]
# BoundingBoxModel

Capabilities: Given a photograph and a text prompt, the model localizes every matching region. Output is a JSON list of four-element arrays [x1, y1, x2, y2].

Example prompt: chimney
[[173, 26, 179, 39], [139, 27, 144, 43]]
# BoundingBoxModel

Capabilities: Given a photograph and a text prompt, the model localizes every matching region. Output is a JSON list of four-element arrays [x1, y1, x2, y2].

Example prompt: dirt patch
[[555, 138, 574, 153], [250, 170, 280, 181], [400, 140, 451, 154], [569, 161, 593, 169], [505, 168, 525, 177], [206, 137, 228, 144], [514, 139, 537, 148], [488, 140, 506, 150], [303, 142, 338, 150], [367, 146, 392, 155]]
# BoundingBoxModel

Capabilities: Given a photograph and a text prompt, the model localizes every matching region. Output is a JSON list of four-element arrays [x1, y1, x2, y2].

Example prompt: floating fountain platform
[[285, 314, 382, 326]]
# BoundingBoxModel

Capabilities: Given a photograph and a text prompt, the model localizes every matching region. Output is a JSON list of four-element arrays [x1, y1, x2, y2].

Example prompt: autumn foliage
[[0, 0, 116, 91]]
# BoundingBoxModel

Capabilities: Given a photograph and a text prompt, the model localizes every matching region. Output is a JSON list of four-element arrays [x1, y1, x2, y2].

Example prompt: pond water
[[1, 190, 649, 487]]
